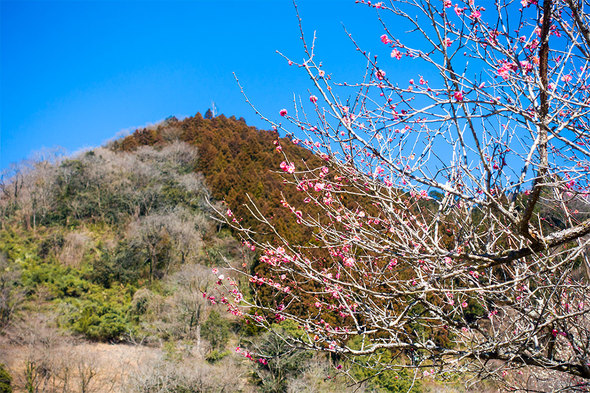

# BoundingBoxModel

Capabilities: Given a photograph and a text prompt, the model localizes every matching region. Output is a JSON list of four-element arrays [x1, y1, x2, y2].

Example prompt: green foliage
[[0, 253, 22, 328], [87, 242, 143, 287], [205, 349, 230, 364], [60, 285, 134, 341], [38, 232, 64, 258], [0, 364, 12, 393], [348, 337, 422, 393], [163, 341, 185, 362], [21, 261, 90, 298], [23, 361, 37, 393], [201, 310, 230, 351]]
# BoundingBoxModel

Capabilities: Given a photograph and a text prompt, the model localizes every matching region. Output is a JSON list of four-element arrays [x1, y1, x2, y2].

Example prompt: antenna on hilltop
[[211, 101, 217, 117]]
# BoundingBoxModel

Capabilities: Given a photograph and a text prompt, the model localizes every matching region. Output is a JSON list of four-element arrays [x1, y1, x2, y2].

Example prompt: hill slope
[[1, 114, 399, 393]]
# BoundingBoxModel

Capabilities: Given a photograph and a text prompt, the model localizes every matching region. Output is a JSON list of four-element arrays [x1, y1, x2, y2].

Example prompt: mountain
[[2, 113, 415, 393]]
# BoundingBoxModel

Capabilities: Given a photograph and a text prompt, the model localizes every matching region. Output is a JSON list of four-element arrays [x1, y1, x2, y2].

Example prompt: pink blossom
[[314, 182, 325, 192], [444, 0, 452, 7], [390, 49, 402, 60], [380, 34, 391, 44], [444, 38, 453, 47], [454, 91, 464, 101], [462, 301, 468, 308], [470, 10, 481, 19], [279, 109, 288, 116], [454, 5, 463, 15], [562, 74, 573, 83], [280, 161, 295, 174], [376, 70, 386, 80], [226, 208, 233, 217]]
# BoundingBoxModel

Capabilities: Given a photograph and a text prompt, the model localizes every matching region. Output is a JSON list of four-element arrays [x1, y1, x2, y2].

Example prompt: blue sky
[[1, 0, 411, 169]]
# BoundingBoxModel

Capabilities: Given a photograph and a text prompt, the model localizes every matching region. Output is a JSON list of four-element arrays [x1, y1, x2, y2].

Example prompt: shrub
[[201, 311, 230, 351], [0, 364, 12, 393]]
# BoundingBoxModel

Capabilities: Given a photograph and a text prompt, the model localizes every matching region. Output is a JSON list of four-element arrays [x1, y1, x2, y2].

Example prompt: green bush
[[0, 364, 12, 393], [87, 242, 143, 287], [348, 336, 422, 393], [205, 349, 230, 364], [21, 262, 90, 298], [61, 286, 135, 341], [201, 311, 230, 350]]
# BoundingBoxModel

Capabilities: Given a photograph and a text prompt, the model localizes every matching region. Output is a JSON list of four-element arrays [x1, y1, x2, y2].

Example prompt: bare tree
[[128, 208, 203, 283], [213, 0, 590, 389]]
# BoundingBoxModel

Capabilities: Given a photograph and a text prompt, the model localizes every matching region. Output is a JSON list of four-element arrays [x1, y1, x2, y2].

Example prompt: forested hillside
[[0, 114, 450, 393]]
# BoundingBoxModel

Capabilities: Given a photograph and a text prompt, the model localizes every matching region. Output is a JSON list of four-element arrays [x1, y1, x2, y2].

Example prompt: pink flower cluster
[[497, 60, 519, 80], [280, 161, 296, 174], [235, 347, 267, 364], [249, 273, 291, 293], [259, 246, 293, 267], [391, 49, 402, 60]]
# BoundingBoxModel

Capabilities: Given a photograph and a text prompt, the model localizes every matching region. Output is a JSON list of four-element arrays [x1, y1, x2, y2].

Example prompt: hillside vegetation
[[0, 114, 456, 393]]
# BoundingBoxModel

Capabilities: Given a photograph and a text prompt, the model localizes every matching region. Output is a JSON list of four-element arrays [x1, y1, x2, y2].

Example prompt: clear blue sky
[[1, 0, 416, 169]]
